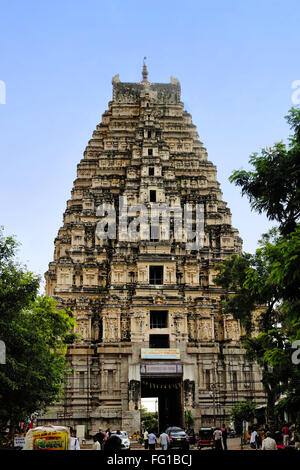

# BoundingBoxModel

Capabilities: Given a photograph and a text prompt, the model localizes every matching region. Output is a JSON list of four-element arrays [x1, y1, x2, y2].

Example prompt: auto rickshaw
[[197, 427, 215, 450]]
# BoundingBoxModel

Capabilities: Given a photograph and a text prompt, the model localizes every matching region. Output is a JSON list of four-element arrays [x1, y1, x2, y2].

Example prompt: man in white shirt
[[70, 430, 80, 450], [213, 427, 223, 450], [143, 430, 149, 449], [262, 432, 277, 450], [159, 431, 169, 450], [250, 429, 258, 449]]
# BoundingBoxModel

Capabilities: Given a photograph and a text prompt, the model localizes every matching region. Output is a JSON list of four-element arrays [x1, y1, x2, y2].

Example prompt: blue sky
[[0, 0, 299, 285]]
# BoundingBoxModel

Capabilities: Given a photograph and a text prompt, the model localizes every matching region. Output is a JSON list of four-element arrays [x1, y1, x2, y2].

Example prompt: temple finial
[[142, 57, 148, 82]]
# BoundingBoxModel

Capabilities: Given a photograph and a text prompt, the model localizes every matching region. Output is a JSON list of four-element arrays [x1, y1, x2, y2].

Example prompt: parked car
[[110, 431, 130, 450], [165, 427, 189, 450]]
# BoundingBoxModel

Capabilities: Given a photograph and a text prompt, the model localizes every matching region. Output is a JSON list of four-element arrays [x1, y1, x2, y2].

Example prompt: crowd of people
[[91, 428, 171, 451], [73, 421, 300, 451], [249, 423, 300, 450], [142, 429, 169, 450]]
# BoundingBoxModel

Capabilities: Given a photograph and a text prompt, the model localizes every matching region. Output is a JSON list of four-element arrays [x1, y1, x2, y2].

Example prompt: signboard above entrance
[[141, 348, 180, 360], [141, 363, 183, 376]]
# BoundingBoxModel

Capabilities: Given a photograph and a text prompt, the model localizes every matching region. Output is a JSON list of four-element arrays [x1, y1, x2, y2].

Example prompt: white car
[[110, 431, 130, 450]]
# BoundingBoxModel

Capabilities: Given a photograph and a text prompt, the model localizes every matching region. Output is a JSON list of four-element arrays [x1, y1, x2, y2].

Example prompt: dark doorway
[[141, 377, 183, 432]]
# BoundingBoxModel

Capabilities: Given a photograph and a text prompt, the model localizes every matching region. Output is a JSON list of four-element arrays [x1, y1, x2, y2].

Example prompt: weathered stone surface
[[40, 68, 265, 434]]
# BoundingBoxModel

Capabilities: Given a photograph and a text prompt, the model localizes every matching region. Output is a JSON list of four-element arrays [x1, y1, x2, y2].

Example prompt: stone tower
[[42, 66, 265, 433]]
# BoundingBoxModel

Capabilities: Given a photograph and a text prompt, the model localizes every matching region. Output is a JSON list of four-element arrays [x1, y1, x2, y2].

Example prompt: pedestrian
[[282, 423, 290, 447], [70, 430, 80, 450], [148, 431, 157, 450], [187, 427, 195, 445], [262, 431, 277, 450], [274, 429, 283, 444], [105, 428, 111, 439], [294, 427, 300, 450], [159, 430, 169, 450], [213, 427, 223, 450], [95, 429, 105, 449], [221, 424, 228, 451], [103, 435, 121, 452], [256, 429, 262, 449], [93, 435, 101, 450], [250, 428, 258, 450], [143, 429, 149, 449]]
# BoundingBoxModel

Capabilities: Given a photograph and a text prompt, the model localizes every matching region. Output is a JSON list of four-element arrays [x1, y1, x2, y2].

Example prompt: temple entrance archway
[[140, 363, 184, 432]]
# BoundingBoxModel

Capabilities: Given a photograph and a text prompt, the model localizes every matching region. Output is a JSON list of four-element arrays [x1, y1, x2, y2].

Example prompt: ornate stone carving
[[43, 69, 262, 434]]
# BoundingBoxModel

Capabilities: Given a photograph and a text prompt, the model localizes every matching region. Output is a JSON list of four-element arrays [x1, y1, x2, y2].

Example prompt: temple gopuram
[[40, 64, 265, 433]]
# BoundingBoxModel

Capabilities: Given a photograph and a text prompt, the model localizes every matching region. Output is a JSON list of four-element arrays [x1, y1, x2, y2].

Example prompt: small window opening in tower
[[232, 371, 238, 391], [149, 334, 169, 348], [150, 310, 168, 328], [147, 130, 152, 138], [79, 371, 85, 391], [148, 148, 153, 156], [205, 370, 211, 390], [149, 167, 154, 176], [149, 265, 163, 285], [150, 190, 156, 202]]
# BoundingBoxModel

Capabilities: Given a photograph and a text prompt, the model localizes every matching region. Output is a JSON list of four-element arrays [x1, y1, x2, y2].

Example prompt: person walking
[[262, 432, 277, 450], [148, 431, 157, 450], [143, 429, 149, 449], [221, 424, 228, 451], [213, 427, 223, 450], [282, 423, 290, 447], [93, 435, 101, 450], [159, 430, 169, 450], [95, 429, 105, 449], [256, 429, 262, 449], [103, 435, 121, 452], [294, 427, 300, 450], [70, 430, 80, 450], [250, 428, 258, 450]]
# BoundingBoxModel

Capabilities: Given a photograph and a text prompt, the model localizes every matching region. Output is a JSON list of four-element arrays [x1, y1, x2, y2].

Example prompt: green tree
[[215, 108, 300, 425], [230, 401, 256, 424], [0, 228, 76, 438], [141, 411, 158, 433], [184, 410, 194, 428]]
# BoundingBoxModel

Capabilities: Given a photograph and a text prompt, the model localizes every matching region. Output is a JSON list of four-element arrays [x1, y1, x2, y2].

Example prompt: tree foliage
[[184, 409, 194, 427], [141, 411, 158, 433], [0, 228, 76, 433], [230, 401, 256, 424], [215, 108, 300, 424]]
